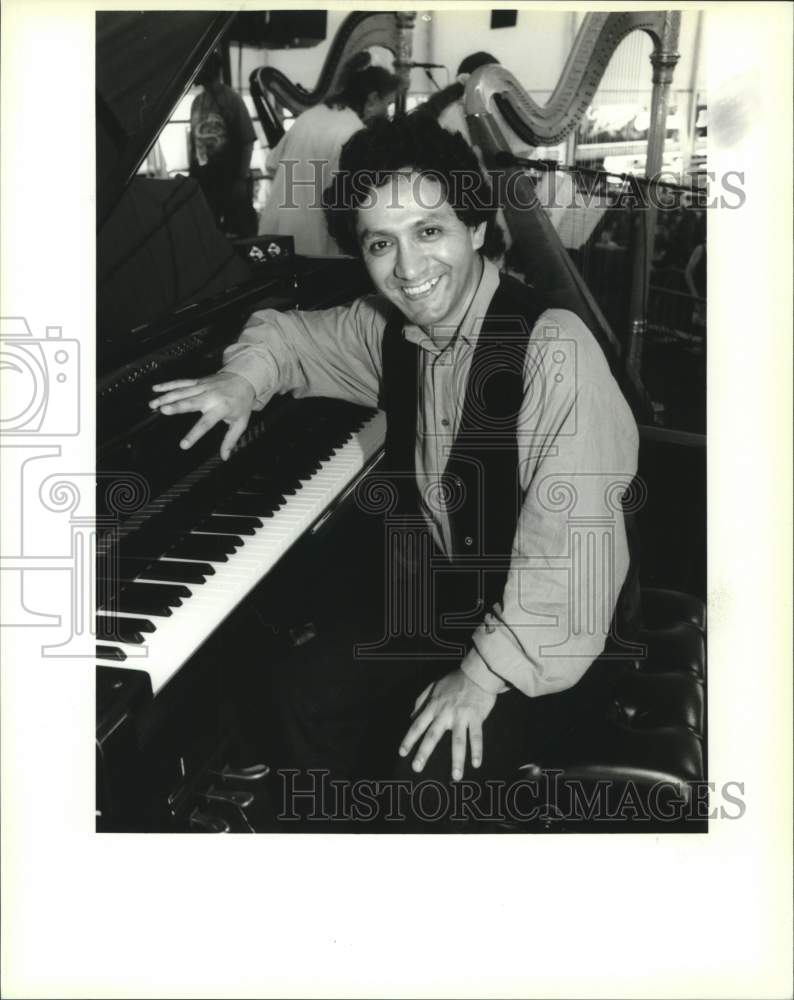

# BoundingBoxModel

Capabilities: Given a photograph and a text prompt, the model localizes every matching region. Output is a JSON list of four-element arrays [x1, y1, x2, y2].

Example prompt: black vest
[[380, 272, 547, 621], [379, 270, 643, 648]]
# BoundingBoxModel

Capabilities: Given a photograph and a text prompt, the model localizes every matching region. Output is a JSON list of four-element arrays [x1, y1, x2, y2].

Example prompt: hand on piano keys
[[150, 372, 257, 460], [97, 400, 387, 694]]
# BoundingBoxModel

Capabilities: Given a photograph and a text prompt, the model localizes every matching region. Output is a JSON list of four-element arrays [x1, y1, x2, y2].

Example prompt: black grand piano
[[95, 11, 392, 832], [96, 11, 706, 834]]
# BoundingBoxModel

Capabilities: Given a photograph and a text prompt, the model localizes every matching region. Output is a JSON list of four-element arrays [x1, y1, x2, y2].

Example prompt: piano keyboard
[[96, 406, 386, 695]]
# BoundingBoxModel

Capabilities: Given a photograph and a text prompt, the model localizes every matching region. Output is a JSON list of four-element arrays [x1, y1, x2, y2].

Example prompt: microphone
[[398, 62, 446, 70]]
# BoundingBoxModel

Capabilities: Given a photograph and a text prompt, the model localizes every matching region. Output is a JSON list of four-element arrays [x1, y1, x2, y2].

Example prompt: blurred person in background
[[189, 51, 257, 237], [415, 51, 500, 139], [258, 52, 400, 255]]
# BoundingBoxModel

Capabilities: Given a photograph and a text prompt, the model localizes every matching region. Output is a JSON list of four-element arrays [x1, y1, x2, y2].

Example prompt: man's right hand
[[149, 372, 256, 461]]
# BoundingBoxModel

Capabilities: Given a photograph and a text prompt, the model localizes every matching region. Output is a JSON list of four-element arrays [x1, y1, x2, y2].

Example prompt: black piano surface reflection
[[96, 12, 384, 832]]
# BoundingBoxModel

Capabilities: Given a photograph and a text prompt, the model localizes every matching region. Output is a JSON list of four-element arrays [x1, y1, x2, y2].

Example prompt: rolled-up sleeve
[[461, 309, 639, 698], [221, 295, 387, 410]]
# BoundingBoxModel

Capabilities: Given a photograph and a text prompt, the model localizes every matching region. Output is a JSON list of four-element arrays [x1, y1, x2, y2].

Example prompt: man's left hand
[[398, 669, 496, 782]]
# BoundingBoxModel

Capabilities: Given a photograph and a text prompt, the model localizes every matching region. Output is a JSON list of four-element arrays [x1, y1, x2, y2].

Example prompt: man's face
[[356, 172, 486, 332]]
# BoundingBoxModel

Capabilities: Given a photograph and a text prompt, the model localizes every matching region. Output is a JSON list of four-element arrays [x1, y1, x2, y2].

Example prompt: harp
[[464, 10, 681, 405], [464, 11, 680, 153], [250, 11, 415, 147]]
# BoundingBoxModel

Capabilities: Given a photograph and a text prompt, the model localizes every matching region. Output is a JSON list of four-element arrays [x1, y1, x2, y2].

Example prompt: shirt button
[[441, 418, 450, 427], [464, 536, 474, 547]]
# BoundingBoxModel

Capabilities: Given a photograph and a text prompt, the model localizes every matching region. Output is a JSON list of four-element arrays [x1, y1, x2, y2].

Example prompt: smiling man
[[353, 170, 486, 338], [150, 116, 638, 828]]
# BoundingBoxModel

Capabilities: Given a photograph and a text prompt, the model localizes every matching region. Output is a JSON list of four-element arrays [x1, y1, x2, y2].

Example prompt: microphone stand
[[424, 68, 441, 90]]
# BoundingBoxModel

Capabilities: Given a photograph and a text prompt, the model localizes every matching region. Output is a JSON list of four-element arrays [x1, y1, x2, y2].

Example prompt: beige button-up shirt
[[223, 258, 639, 698]]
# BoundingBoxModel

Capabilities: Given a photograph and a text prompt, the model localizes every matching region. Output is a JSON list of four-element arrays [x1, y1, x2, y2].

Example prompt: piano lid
[[96, 10, 234, 225], [96, 11, 271, 372]]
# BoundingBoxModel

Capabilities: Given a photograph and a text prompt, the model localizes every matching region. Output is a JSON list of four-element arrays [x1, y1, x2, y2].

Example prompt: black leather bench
[[505, 586, 707, 832]]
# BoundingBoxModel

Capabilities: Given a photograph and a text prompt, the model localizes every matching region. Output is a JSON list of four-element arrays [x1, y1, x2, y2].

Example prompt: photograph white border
[[1, 2, 791, 997]]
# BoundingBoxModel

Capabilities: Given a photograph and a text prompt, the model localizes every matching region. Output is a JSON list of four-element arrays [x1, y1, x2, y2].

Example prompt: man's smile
[[400, 275, 442, 300], [356, 172, 487, 336]]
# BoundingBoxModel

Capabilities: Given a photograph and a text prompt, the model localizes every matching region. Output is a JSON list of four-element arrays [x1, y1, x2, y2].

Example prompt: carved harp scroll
[[464, 10, 681, 151], [250, 11, 415, 146]]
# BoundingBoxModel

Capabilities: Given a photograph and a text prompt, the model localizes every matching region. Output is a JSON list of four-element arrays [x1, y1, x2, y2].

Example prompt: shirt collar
[[402, 256, 501, 356]]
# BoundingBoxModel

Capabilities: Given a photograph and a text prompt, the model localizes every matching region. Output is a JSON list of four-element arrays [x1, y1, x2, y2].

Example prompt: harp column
[[646, 11, 681, 181], [627, 10, 681, 381], [394, 11, 416, 116]]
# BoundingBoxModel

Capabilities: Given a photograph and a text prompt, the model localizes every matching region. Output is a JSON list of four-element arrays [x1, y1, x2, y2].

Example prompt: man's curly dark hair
[[324, 115, 505, 260]]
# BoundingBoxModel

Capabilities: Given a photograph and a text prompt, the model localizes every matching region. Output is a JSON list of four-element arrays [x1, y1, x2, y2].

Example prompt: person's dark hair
[[324, 114, 505, 260], [413, 52, 500, 122], [456, 51, 498, 76], [325, 51, 399, 118], [195, 50, 223, 87]]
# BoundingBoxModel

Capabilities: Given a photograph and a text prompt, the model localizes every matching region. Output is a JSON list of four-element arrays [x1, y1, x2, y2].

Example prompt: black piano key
[[96, 617, 146, 645], [156, 580, 192, 599], [187, 531, 243, 548], [158, 531, 241, 552], [116, 542, 171, 565], [105, 594, 174, 617], [119, 558, 214, 583], [97, 644, 127, 662], [115, 534, 220, 566], [218, 485, 285, 504], [274, 458, 324, 477], [214, 495, 282, 517], [196, 514, 262, 536], [165, 536, 234, 562], [259, 451, 324, 473], [128, 580, 192, 601], [253, 481, 304, 496], [160, 559, 215, 577], [245, 473, 282, 487], [97, 615, 156, 643], [97, 574, 192, 598], [99, 582, 186, 615], [239, 487, 299, 500], [232, 480, 289, 500]]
